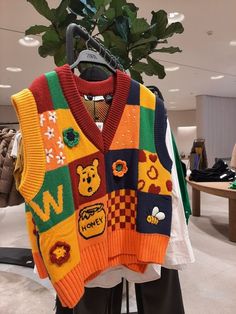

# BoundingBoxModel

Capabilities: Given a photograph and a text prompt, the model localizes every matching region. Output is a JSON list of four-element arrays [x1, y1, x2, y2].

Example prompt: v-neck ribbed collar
[[56, 64, 131, 153]]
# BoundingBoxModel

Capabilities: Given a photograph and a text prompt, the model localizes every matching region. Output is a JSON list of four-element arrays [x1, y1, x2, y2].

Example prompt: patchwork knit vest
[[11, 65, 172, 308]]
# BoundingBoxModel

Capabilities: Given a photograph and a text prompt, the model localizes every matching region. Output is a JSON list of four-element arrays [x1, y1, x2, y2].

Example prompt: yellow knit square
[[120, 189, 125, 196], [56, 109, 99, 163], [39, 213, 80, 283], [130, 190, 136, 197], [140, 85, 155, 110], [115, 196, 120, 203], [130, 203, 136, 210], [120, 216, 125, 222], [120, 202, 125, 209], [131, 217, 136, 225], [111, 218, 115, 225]]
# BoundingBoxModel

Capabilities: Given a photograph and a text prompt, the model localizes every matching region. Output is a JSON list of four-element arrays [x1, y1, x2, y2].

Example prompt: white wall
[[196, 95, 236, 166], [0, 105, 17, 123], [168, 110, 196, 157]]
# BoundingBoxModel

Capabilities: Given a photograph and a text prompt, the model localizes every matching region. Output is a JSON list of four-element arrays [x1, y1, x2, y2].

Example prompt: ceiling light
[[0, 84, 12, 88], [210, 75, 224, 80], [165, 66, 180, 72], [169, 101, 176, 105], [168, 12, 185, 24], [6, 67, 22, 72], [168, 88, 180, 92], [229, 41, 236, 46], [18, 36, 40, 47]]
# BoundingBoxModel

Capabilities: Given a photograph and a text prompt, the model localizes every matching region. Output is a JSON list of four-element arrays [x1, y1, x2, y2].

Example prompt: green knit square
[[27, 166, 75, 233], [139, 107, 155, 153], [45, 72, 69, 109]]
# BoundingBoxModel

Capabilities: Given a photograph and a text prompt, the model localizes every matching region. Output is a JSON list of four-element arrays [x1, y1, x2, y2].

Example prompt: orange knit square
[[110, 105, 140, 150]]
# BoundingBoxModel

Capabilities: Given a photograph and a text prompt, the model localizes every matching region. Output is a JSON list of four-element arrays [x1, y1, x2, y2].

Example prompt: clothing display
[[11, 65, 177, 308], [189, 159, 235, 182], [0, 128, 24, 207], [189, 138, 208, 171]]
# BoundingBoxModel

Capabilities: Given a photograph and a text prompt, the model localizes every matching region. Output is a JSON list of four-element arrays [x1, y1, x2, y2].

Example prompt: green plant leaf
[[25, 25, 49, 35], [54, 0, 69, 22], [130, 18, 149, 35], [164, 22, 184, 38], [123, 5, 137, 25], [129, 36, 157, 49], [27, 0, 55, 22], [58, 13, 77, 28], [150, 10, 168, 38], [94, 0, 111, 8], [110, 0, 127, 17], [105, 7, 115, 20], [94, 6, 105, 19], [153, 46, 182, 54], [133, 62, 153, 75], [115, 16, 129, 42], [42, 29, 60, 44], [102, 30, 126, 50], [54, 43, 66, 66], [129, 68, 143, 83], [147, 56, 166, 78], [131, 45, 148, 61]]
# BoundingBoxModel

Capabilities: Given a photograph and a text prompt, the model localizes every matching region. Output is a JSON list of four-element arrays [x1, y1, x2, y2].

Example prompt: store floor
[[0, 188, 236, 314]]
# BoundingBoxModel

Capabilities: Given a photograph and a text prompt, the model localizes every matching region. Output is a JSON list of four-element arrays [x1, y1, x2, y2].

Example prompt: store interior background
[[0, 1, 236, 314]]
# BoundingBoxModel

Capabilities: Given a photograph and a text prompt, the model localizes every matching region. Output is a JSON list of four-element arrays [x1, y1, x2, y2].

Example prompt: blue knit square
[[105, 149, 139, 193], [136, 191, 172, 236]]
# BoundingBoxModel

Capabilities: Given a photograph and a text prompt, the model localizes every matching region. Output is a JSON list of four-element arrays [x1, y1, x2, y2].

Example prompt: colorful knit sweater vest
[[11, 65, 172, 308]]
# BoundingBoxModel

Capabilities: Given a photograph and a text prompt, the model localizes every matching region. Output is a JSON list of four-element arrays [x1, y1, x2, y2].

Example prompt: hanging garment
[[0, 130, 24, 207], [171, 132, 192, 223], [85, 120, 194, 288], [11, 65, 173, 308]]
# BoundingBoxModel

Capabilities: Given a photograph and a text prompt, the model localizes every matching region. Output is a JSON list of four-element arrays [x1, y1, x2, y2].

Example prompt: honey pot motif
[[78, 203, 106, 239]]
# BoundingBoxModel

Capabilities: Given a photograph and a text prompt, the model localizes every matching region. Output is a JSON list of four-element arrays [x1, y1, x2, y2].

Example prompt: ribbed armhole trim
[[11, 89, 45, 202]]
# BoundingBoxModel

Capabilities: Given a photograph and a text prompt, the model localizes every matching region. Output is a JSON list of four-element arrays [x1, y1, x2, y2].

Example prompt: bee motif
[[146, 206, 165, 225]]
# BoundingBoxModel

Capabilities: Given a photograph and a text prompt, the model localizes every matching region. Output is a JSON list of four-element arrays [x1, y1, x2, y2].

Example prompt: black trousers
[[56, 268, 185, 314]]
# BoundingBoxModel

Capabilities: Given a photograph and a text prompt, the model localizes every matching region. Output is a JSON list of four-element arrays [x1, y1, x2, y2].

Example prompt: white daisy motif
[[40, 114, 46, 127], [57, 136, 64, 149], [56, 152, 66, 165], [44, 127, 55, 139], [48, 111, 57, 123], [45, 148, 54, 163]]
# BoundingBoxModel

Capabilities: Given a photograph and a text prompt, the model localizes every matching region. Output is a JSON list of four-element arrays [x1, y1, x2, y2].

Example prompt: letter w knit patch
[[27, 166, 75, 233]]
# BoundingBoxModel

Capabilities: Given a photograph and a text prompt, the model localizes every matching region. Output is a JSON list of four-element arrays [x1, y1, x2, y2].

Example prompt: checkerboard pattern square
[[107, 189, 137, 231]]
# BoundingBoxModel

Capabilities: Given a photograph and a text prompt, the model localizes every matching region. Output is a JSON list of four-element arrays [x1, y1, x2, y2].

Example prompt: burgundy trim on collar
[[56, 64, 131, 152]]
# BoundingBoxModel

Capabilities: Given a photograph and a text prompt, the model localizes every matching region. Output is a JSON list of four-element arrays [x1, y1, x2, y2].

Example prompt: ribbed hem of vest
[[109, 255, 147, 273], [108, 230, 169, 265], [32, 252, 48, 279], [54, 240, 108, 308], [11, 89, 45, 202]]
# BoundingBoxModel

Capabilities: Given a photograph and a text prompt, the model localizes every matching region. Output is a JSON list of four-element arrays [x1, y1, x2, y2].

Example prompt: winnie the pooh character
[[77, 159, 101, 196]]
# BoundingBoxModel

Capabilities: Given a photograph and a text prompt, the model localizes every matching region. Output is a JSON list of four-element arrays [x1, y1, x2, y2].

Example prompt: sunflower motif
[[63, 128, 79, 148], [112, 160, 128, 177], [49, 241, 71, 266]]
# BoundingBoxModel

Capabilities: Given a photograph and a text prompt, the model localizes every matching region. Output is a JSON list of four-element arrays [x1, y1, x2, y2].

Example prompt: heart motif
[[138, 180, 145, 190], [166, 180, 172, 192], [139, 150, 147, 162], [148, 184, 161, 194], [149, 154, 157, 163], [147, 166, 158, 180]]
